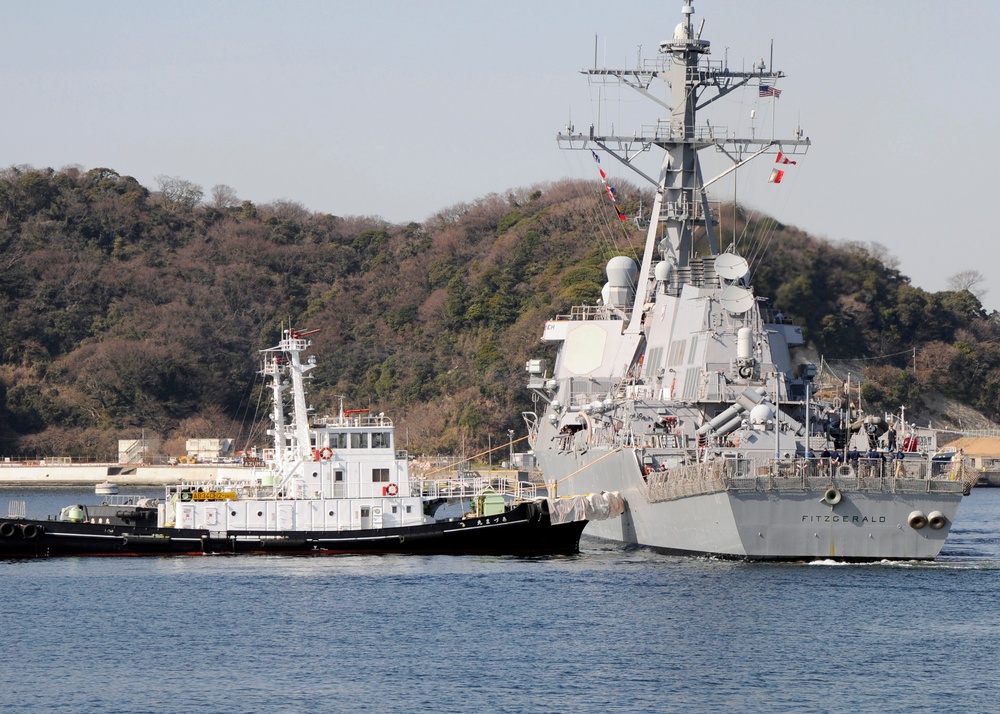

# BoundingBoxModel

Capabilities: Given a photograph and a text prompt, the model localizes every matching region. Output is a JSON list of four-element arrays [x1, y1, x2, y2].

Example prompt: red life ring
[[385, 483, 399, 496], [319, 447, 333, 460]]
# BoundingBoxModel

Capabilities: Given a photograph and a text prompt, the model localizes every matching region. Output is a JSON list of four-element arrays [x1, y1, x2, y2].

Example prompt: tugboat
[[0, 328, 623, 558], [522, 2, 976, 560]]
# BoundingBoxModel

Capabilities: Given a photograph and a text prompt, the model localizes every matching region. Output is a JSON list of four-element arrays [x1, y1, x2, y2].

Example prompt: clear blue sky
[[5, 1, 999, 310]]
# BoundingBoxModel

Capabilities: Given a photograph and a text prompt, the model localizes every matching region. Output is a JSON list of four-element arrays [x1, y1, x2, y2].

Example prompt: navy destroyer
[[523, 3, 975, 560]]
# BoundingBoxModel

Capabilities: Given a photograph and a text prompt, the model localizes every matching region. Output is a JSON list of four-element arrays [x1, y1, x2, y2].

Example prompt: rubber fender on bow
[[0, 521, 16, 538], [20, 523, 40, 539], [523, 502, 538, 523]]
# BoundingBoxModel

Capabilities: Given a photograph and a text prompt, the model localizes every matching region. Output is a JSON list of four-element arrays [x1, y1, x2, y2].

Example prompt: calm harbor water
[[1, 486, 999, 713]]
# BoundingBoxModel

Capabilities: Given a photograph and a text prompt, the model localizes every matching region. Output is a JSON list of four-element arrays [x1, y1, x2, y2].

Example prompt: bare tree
[[261, 198, 310, 222], [865, 241, 900, 270], [210, 184, 239, 209], [155, 175, 203, 211], [948, 269, 989, 299]]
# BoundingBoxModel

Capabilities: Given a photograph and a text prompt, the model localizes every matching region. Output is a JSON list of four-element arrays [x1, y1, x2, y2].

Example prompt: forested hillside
[[0, 165, 996, 459]]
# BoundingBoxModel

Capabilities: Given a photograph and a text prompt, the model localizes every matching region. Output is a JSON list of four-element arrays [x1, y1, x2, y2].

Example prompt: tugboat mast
[[262, 328, 319, 463], [263, 352, 287, 461]]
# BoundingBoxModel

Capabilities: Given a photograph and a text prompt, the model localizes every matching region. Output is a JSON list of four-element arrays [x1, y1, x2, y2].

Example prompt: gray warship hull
[[537, 449, 963, 560]]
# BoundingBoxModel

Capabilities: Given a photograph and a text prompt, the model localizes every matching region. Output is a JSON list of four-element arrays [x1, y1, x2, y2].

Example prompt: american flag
[[759, 85, 782, 98]]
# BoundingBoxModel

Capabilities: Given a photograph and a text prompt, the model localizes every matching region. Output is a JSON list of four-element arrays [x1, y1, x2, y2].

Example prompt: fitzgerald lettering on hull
[[801, 515, 888, 524]]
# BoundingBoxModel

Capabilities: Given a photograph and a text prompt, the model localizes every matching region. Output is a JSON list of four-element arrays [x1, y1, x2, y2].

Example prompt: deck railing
[[641, 457, 976, 504]]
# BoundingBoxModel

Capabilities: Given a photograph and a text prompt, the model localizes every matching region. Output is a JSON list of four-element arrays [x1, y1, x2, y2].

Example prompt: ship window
[[334, 471, 344, 482], [331, 433, 347, 448], [372, 468, 390, 482], [405, 506, 412, 514], [372, 432, 390, 448], [361, 507, 370, 517], [351, 432, 368, 449], [391, 506, 398, 514]]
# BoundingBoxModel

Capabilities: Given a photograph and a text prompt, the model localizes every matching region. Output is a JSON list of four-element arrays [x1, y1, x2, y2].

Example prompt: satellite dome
[[749, 403, 773, 424], [606, 256, 638, 288]]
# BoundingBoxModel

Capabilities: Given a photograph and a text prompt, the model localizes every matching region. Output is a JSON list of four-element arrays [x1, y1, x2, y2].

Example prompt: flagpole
[[770, 40, 776, 140]]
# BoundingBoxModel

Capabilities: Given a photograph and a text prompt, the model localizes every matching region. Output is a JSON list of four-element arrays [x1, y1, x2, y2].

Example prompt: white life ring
[[319, 447, 334, 460], [385, 483, 399, 496]]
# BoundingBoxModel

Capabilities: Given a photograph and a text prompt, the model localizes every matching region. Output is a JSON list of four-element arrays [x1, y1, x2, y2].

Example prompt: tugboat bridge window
[[330, 433, 347, 449], [351, 433, 368, 449], [372, 432, 390, 448], [372, 468, 390, 482]]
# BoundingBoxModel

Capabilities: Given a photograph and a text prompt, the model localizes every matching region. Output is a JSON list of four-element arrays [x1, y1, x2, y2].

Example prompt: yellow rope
[[421, 438, 625, 488], [553, 447, 625, 486], [423, 435, 532, 477]]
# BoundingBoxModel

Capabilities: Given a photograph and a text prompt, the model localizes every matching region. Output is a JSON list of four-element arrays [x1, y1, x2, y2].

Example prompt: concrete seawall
[[0, 464, 248, 485]]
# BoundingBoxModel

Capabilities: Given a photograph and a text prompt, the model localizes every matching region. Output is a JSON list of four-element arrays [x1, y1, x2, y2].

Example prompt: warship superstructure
[[523, 2, 974, 560]]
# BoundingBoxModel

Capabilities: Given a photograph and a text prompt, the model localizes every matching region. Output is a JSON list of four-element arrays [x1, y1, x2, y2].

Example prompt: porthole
[[257, 511, 263, 517]]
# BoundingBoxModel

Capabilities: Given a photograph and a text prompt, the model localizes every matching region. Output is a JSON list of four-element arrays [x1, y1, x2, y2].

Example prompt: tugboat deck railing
[[420, 476, 541, 502]]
